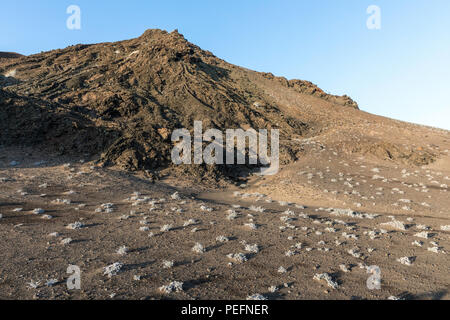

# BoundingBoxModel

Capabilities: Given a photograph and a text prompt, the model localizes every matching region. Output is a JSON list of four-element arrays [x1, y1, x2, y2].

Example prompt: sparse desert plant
[[159, 281, 184, 294], [244, 223, 258, 230], [61, 238, 73, 245], [216, 235, 229, 242], [268, 285, 278, 293], [160, 224, 173, 232], [171, 192, 181, 200], [244, 244, 259, 253], [277, 266, 287, 273], [192, 242, 205, 253], [249, 205, 265, 213], [397, 256, 415, 266], [103, 262, 124, 277], [227, 253, 248, 263], [183, 219, 197, 227], [67, 221, 85, 230], [116, 246, 129, 255], [414, 231, 431, 239]]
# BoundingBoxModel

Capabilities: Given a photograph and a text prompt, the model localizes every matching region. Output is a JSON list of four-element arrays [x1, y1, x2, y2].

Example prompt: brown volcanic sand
[[0, 30, 449, 300], [0, 138, 449, 300]]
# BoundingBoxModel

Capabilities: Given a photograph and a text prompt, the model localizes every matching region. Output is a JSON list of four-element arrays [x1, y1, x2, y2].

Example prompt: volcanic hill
[[0, 29, 442, 181]]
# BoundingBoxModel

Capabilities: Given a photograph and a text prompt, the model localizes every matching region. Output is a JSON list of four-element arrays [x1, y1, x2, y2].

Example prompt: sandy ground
[[0, 145, 449, 300]]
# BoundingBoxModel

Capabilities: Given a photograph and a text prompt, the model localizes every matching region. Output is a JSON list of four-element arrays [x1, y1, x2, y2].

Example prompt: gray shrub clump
[[247, 294, 267, 300], [103, 262, 124, 277], [314, 273, 339, 289], [159, 281, 184, 294], [66, 221, 85, 230]]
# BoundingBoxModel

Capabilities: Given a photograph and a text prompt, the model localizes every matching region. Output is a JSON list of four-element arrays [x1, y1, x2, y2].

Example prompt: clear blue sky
[[1, 0, 449, 129]]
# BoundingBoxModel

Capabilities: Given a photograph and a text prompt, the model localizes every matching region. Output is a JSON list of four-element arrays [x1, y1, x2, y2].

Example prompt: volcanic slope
[[0, 29, 446, 182]]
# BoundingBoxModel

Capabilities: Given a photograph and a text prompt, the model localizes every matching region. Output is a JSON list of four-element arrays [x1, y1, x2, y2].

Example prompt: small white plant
[[103, 262, 124, 277], [268, 285, 278, 293], [61, 238, 73, 245], [227, 211, 239, 220], [159, 281, 184, 293], [27, 280, 40, 289], [45, 279, 58, 287], [244, 223, 258, 230], [171, 192, 181, 200], [227, 253, 248, 263], [277, 266, 287, 273], [249, 205, 265, 213], [247, 294, 267, 300], [53, 198, 72, 205], [397, 256, 415, 266], [412, 240, 423, 247], [414, 231, 431, 239], [116, 246, 129, 256], [160, 224, 173, 232], [244, 244, 259, 253], [183, 219, 197, 227], [313, 273, 339, 289], [427, 246, 444, 254], [380, 220, 407, 231], [67, 221, 85, 230], [200, 205, 213, 212], [163, 260, 175, 269], [216, 235, 229, 242], [339, 264, 350, 273], [348, 248, 362, 258], [192, 242, 206, 254]]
